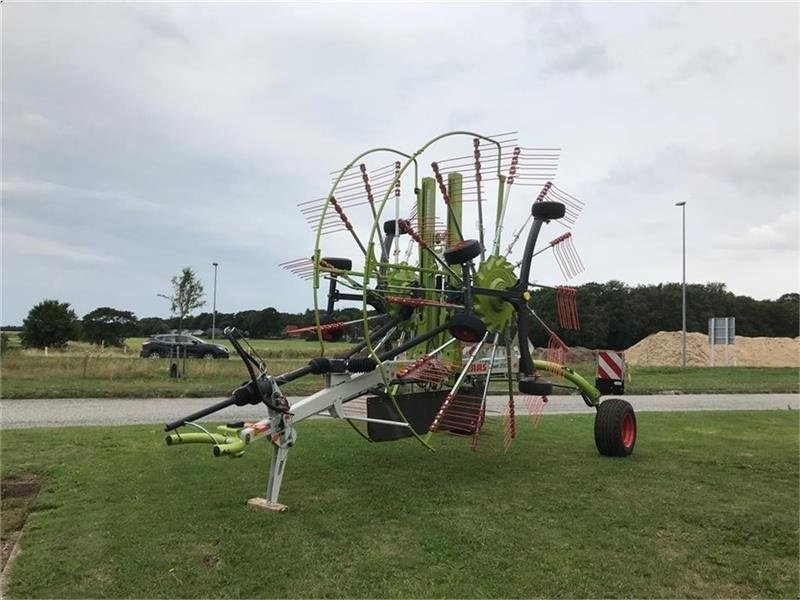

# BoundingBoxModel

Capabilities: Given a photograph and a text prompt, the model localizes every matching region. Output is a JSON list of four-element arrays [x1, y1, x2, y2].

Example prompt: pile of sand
[[625, 331, 800, 367], [532, 345, 596, 363]]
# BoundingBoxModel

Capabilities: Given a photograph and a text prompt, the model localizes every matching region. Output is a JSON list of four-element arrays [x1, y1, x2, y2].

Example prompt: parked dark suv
[[140, 334, 230, 359]]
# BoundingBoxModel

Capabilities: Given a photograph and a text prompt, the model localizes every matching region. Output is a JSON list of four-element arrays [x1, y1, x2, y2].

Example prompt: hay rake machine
[[165, 130, 637, 511]]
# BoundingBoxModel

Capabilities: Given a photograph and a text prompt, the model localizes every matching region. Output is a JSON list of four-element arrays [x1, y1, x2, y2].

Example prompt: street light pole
[[211, 262, 219, 341], [156, 292, 173, 324], [675, 202, 687, 368]]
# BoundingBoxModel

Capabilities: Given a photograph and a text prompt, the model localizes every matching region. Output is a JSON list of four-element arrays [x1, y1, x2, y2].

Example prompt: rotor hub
[[473, 255, 517, 333]]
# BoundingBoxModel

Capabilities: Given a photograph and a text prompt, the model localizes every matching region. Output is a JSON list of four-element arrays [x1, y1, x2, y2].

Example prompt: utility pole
[[212, 262, 219, 341], [675, 201, 687, 368]]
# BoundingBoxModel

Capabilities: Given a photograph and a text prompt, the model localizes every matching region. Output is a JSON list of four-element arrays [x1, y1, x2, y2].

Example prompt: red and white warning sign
[[597, 350, 625, 381]]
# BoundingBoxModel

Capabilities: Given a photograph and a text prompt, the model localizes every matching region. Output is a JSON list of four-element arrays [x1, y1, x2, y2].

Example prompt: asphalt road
[[1, 394, 797, 429]]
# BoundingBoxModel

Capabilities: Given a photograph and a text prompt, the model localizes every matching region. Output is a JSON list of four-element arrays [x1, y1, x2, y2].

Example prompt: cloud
[[675, 47, 737, 80], [134, 10, 189, 44], [1, 2, 798, 322], [3, 232, 118, 264], [3, 179, 162, 211], [597, 145, 798, 203], [647, 46, 738, 91], [741, 212, 799, 250], [525, 4, 613, 77], [542, 43, 612, 77]]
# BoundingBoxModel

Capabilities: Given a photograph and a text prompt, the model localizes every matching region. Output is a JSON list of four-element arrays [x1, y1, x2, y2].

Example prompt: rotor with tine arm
[[165, 130, 636, 511]]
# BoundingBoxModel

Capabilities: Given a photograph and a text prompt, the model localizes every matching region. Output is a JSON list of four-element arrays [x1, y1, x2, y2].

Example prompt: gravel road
[[1, 394, 797, 429]]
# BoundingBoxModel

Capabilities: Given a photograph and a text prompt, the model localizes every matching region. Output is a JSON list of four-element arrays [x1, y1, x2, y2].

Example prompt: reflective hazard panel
[[595, 351, 625, 395]]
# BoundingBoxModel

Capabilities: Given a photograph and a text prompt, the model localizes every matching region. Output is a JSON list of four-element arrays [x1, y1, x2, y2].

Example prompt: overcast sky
[[2, 2, 798, 325]]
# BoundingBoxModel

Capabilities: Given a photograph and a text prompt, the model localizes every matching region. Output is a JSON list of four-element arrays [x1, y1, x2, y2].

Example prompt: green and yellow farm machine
[[165, 131, 637, 511]]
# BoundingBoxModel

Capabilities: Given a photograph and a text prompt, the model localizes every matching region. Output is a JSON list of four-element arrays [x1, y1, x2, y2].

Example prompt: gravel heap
[[625, 330, 800, 367]]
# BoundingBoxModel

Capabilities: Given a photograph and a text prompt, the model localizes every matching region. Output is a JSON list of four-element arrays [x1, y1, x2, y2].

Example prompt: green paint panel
[[444, 171, 464, 367], [446, 172, 463, 247]]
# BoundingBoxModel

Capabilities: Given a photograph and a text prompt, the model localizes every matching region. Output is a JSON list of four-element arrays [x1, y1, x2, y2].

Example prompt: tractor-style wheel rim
[[620, 412, 635, 448], [452, 327, 479, 343]]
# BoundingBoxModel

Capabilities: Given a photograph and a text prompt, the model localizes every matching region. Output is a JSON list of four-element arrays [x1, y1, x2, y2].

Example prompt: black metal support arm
[[164, 377, 274, 432], [512, 217, 546, 376]]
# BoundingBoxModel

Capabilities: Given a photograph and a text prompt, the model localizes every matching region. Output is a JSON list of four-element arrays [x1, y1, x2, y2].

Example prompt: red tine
[[524, 395, 549, 427], [506, 147, 521, 185], [547, 331, 569, 372], [431, 392, 483, 435], [556, 286, 580, 330], [431, 162, 452, 206], [359, 164, 376, 206], [503, 395, 516, 453], [385, 296, 462, 309], [536, 181, 553, 202], [290, 320, 348, 335]]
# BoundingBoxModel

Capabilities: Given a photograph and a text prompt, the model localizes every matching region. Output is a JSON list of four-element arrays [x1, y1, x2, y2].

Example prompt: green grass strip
[[1, 411, 797, 598]]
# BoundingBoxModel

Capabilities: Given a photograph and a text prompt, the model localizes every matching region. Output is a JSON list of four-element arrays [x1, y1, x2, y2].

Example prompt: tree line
[[7, 281, 798, 350], [529, 282, 798, 350]]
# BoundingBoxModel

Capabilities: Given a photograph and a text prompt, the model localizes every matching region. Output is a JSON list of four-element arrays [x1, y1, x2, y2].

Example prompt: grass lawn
[[1, 411, 797, 598], [0, 355, 324, 398], [624, 365, 800, 394]]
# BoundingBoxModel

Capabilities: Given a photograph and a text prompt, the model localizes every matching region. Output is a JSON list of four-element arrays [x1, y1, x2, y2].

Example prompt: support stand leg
[[247, 439, 291, 513]]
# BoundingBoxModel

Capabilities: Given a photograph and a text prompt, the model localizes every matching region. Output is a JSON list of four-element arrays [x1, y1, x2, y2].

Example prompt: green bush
[[1, 332, 11, 355], [82, 307, 138, 347], [20, 299, 80, 349]]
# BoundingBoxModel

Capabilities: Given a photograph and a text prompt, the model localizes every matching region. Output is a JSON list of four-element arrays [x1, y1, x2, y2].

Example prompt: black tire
[[443, 239, 481, 265], [531, 201, 566, 221], [594, 398, 636, 457], [447, 314, 486, 343], [319, 257, 352, 271], [383, 220, 408, 236], [518, 377, 553, 396], [203, 352, 215, 360], [148, 351, 162, 359]]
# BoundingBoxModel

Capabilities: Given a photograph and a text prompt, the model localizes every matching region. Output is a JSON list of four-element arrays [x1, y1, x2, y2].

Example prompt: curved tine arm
[[531, 360, 602, 406], [512, 218, 546, 377], [513, 218, 545, 293], [314, 148, 417, 353], [517, 306, 535, 376]]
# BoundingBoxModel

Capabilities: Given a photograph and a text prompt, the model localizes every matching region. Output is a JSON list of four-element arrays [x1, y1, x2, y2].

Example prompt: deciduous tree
[[169, 267, 206, 334], [20, 299, 80, 349], [82, 307, 138, 347]]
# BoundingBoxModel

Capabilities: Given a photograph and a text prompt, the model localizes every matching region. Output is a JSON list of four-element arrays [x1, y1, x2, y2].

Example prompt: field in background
[[1, 412, 797, 598], [2, 334, 798, 398], [2, 352, 798, 399], [2, 333, 345, 359]]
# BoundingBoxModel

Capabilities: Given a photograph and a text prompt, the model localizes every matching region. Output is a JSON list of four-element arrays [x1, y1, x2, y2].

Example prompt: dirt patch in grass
[[200, 540, 223, 569], [1, 474, 41, 571]]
